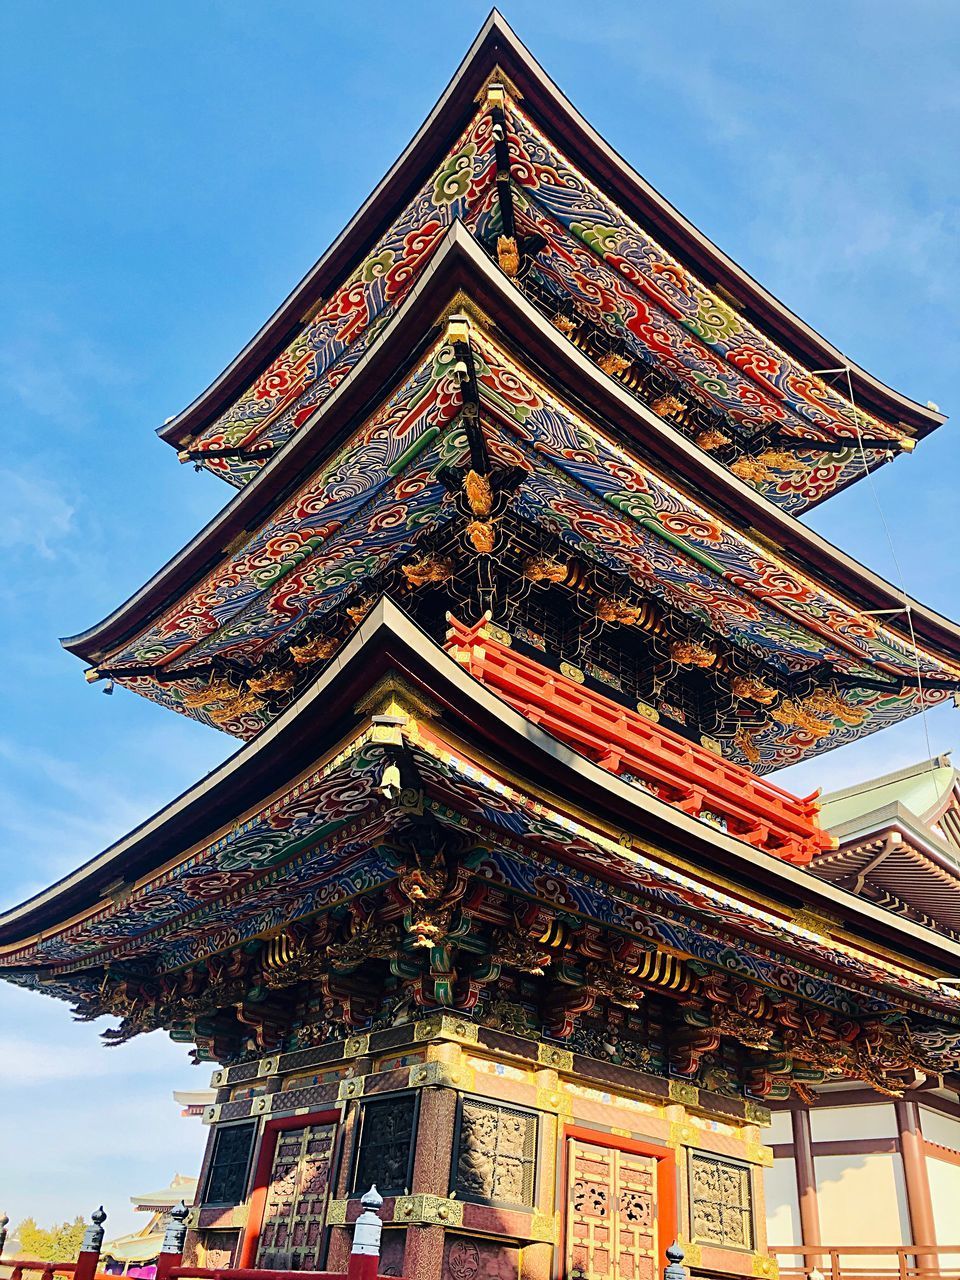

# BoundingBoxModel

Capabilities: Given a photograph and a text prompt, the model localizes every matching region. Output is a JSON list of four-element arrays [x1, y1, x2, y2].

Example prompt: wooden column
[[791, 1108, 822, 1254], [894, 1100, 937, 1253]]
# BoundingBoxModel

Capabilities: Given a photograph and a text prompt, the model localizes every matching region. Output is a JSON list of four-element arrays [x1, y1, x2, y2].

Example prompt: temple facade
[[3, 14, 960, 1280]]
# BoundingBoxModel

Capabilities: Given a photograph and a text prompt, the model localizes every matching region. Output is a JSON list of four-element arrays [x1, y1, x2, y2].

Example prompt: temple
[[3, 12, 960, 1280]]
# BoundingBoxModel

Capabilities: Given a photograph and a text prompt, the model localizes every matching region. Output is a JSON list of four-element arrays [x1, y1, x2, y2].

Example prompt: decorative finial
[[664, 1241, 687, 1280], [161, 1201, 190, 1254], [351, 1185, 383, 1258], [360, 1185, 383, 1212], [81, 1207, 107, 1253]]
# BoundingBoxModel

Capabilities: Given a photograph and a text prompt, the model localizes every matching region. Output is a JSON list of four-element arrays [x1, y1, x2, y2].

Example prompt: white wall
[[815, 1152, 911, 1255]]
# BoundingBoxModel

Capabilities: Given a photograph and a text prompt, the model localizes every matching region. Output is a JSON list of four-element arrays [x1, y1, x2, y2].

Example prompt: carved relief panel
[[442, 1234, 520, 1280], [454, 1098, 538, 1208], [566, 1138, 657, 1280], [688, 1152, 754, 1250], [353, 1094, 419, 1196], [255, 1121, 337, 1270]]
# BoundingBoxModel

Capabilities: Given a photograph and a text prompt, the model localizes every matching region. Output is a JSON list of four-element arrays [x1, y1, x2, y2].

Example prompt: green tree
[[15, 1217, 86, 1262]]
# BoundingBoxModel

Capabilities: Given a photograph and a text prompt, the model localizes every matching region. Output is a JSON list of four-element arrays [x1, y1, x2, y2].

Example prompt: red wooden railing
[[444, 616, 833, 864], [770, 1244, 960, 1280]]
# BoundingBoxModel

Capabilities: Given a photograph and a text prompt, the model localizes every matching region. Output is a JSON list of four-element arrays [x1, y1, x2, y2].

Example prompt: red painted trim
[[559, 1125, 678, 1269], [238, 1110, 340, 1269]]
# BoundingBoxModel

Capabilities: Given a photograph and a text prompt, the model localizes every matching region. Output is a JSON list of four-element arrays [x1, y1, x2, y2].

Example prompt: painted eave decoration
[[62, 272, 960, 773], [155, 11, 942, 506], [7, 602, 960, 1064]]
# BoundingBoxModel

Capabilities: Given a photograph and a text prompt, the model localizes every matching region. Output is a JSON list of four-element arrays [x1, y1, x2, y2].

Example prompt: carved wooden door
[[566, 1139, 658, 1280], [256, 1122, 337, 1271]]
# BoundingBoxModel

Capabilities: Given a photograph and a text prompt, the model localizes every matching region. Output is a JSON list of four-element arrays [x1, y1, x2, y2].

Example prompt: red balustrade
[[444, 615, 834, 865]]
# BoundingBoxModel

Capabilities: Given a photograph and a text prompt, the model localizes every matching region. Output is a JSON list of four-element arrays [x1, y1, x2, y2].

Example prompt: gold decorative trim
[[326, 1199, 348, 1226], [338, 1076, 365, 1100], [679, 1241, 702, 1268], [408, 1061, 472, 1090], [184, 1208, 201, 1230], [474, 65, 524, 104], [790, 906, 841, 934], [435, 291, 494, 334], [529, 1210, 558, 1242], [209, 1068, 226, 1087], [257, 1055, 280, 1077], [413, 1013, 479, 1044], [744, 1101, 772, 1126], [344, 1033, 370, 1058], [669, 1121, 698, 1148], [354, 674, 441, 722], [753, 1255, 779, 1278], [536, 1085, 573, 1117], [230, 1205, 249, 1228], [202, 1103, 221, 1125], [669, 1080, 700, 1107], [393, 1194, 464, 1226], [559, 661, 584, 684], [484, 623, 512, 646], [537, 1043, 573, 1071], [251, 1094, 273, 1116], [743, 1141, 774, 1168]]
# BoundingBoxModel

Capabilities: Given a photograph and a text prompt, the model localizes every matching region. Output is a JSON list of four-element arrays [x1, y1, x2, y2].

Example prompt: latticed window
[[689, 1152, 754, 1249], [454, 1098, 538, 1208], [352, 1094, 419, 1197], [204, 1122, 256, 1204]]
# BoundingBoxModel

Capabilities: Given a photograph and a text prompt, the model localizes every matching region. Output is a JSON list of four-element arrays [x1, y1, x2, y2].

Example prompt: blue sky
[[2, 0, 959, 1237]]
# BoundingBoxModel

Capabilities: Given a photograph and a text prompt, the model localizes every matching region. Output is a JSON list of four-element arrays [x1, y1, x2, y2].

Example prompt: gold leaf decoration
[[598, 352, 631, 377], [246, 669, 297, 695], [730, 456, 770, 484], [464, 469, 493, 516], [181, 679, 239, 708], [670, 639, 717, 668], [522, 554, 568, 583], [289, 635, 340, 665], [771, 698, 832, 738], [466, 519, 495, 553], [402, 555, 454, 587], [496, 235, 520, 276], [650, 393, 686, 418], [731, 674, 778, 705], [734, 726, 761, 763], [758, 449, 806, 473], [695, 427, 731, 451], [595, 597, 643, 625]]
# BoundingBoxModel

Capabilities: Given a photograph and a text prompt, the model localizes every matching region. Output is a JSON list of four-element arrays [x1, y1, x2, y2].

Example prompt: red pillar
[[791, 1107, 822, 1260], [895, 1100, 937, 1264]]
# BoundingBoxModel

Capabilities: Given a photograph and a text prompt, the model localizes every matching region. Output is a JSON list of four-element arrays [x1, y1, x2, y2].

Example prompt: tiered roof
[[4, 14, 959, 1102], [159, 12, 941, 503]]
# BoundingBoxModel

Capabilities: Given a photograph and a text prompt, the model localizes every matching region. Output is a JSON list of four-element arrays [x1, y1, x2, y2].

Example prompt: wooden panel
[[566, 1138, 657, 1280], [255, 1121, 337, 1270]]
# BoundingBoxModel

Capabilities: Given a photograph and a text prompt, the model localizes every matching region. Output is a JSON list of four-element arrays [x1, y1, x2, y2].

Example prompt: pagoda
[[4, 13, 960, 1280]]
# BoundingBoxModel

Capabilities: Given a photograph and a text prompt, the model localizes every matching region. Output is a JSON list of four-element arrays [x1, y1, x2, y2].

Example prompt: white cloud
[[0, 469, 75, 559]]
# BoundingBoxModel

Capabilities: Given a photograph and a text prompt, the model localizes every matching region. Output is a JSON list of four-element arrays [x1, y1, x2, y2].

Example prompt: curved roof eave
[[64, 224, 960, 671], [11, 598, 960, 978], [157, 10, 943, 456]]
